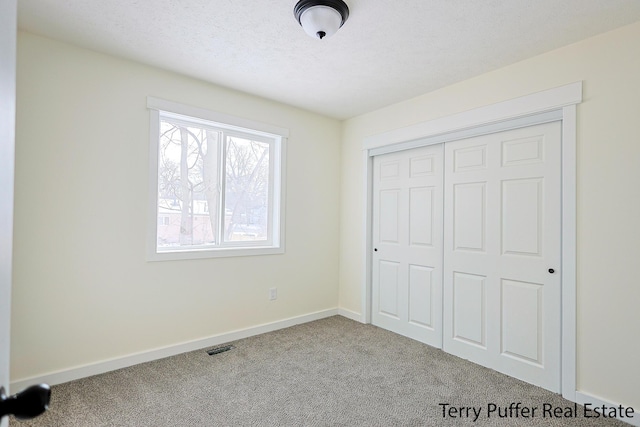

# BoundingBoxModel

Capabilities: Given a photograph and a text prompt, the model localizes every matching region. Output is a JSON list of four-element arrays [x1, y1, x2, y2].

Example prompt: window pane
[[157, 120, 220, 250], [224, 136, 270, 242]]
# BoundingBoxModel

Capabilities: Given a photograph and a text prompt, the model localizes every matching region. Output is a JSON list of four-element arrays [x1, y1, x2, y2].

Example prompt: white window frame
[[147, 97, 288, 261]]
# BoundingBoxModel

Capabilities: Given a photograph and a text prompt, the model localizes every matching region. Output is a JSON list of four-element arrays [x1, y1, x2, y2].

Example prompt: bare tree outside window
[[224, 136, 269, 242], [147, 100, 285, 260], [156, 119, 271, 250]]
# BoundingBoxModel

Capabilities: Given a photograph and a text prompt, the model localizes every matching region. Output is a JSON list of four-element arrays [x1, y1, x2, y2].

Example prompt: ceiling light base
[[294, 0, 350, 40]]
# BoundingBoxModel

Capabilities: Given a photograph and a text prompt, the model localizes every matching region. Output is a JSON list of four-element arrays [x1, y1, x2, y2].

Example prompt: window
[[147, 98, 287, 260]]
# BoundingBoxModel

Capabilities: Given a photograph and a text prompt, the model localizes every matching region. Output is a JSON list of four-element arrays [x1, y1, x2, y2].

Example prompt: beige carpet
[[11, 316, 629, 426]]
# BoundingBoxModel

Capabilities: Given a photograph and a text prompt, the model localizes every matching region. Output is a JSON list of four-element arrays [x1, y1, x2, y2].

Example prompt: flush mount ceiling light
[[294, 0, 350, 40]]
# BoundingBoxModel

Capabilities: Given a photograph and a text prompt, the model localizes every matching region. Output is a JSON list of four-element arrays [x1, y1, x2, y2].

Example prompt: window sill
[[146, 245, 284, 262]]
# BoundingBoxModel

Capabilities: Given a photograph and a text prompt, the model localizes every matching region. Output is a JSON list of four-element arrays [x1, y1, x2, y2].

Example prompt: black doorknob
[[374, 248, 378, 252], [0, 384, 51, 420], [548, 268, 555, 274]]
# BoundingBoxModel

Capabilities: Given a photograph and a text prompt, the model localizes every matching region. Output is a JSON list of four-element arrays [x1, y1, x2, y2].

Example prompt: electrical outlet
[[269, 287, 277, 301]]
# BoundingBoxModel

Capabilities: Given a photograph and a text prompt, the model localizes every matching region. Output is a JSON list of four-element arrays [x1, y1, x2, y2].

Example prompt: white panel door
[[1, 0, 17, 410], [372, 144, 443, 347], [443, 121, 562, 392]]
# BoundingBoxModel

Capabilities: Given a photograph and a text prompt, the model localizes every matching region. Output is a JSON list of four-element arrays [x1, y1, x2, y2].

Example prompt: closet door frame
[[361, 81, 581, 401]]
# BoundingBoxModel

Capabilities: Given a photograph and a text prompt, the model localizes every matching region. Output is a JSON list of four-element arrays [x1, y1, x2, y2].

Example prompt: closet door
[[443, 121, 562, 392], [372, 144, 443, 347]]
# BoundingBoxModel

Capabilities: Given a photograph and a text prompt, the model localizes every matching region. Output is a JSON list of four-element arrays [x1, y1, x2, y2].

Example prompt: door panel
[[501, 279, 543, 364], [502, 179, 542, 256], [379, 261, 400, 318], [1, 0, 17, 414], [452, 272, 486, 348], [372, 121, 561, 392], [379, 190, 400, 243], [453, 182, 486, 251], [443, 121, 561, 392], [409, 187, 434, 246], [372, 144, 443, 347], [408, 265, 433, 328]]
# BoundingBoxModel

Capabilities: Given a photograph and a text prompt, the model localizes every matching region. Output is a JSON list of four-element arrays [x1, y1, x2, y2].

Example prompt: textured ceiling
[[17, 0, 640, 120]]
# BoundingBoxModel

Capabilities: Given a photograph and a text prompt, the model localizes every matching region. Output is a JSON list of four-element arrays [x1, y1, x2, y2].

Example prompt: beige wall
[[12, 32, 341, 381], [339, 22, 640, 408]]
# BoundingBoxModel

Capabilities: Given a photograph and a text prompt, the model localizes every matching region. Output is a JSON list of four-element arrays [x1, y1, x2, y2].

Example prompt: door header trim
[[368, 109, 562, 157], [363, 81, 582, 152]]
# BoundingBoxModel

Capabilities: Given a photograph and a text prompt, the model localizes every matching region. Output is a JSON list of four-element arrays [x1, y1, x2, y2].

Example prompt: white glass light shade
[[299, 6, 343, 39]]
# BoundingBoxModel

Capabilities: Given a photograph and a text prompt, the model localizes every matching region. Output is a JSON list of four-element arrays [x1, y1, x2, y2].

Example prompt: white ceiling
[[17, 0, 640, 120]]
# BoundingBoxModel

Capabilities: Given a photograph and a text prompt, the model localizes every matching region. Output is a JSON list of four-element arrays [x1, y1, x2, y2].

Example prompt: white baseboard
[[338, 307, 365, 323], [575, 391, 639, 427], [11, 308, 338, 391]]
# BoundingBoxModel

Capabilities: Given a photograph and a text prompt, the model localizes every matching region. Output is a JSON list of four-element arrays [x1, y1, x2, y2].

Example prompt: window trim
[[147, 97, 287, 261]]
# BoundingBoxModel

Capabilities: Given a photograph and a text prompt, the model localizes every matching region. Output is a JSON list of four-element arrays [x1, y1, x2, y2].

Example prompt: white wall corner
[[338, 308, 365, 323]]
